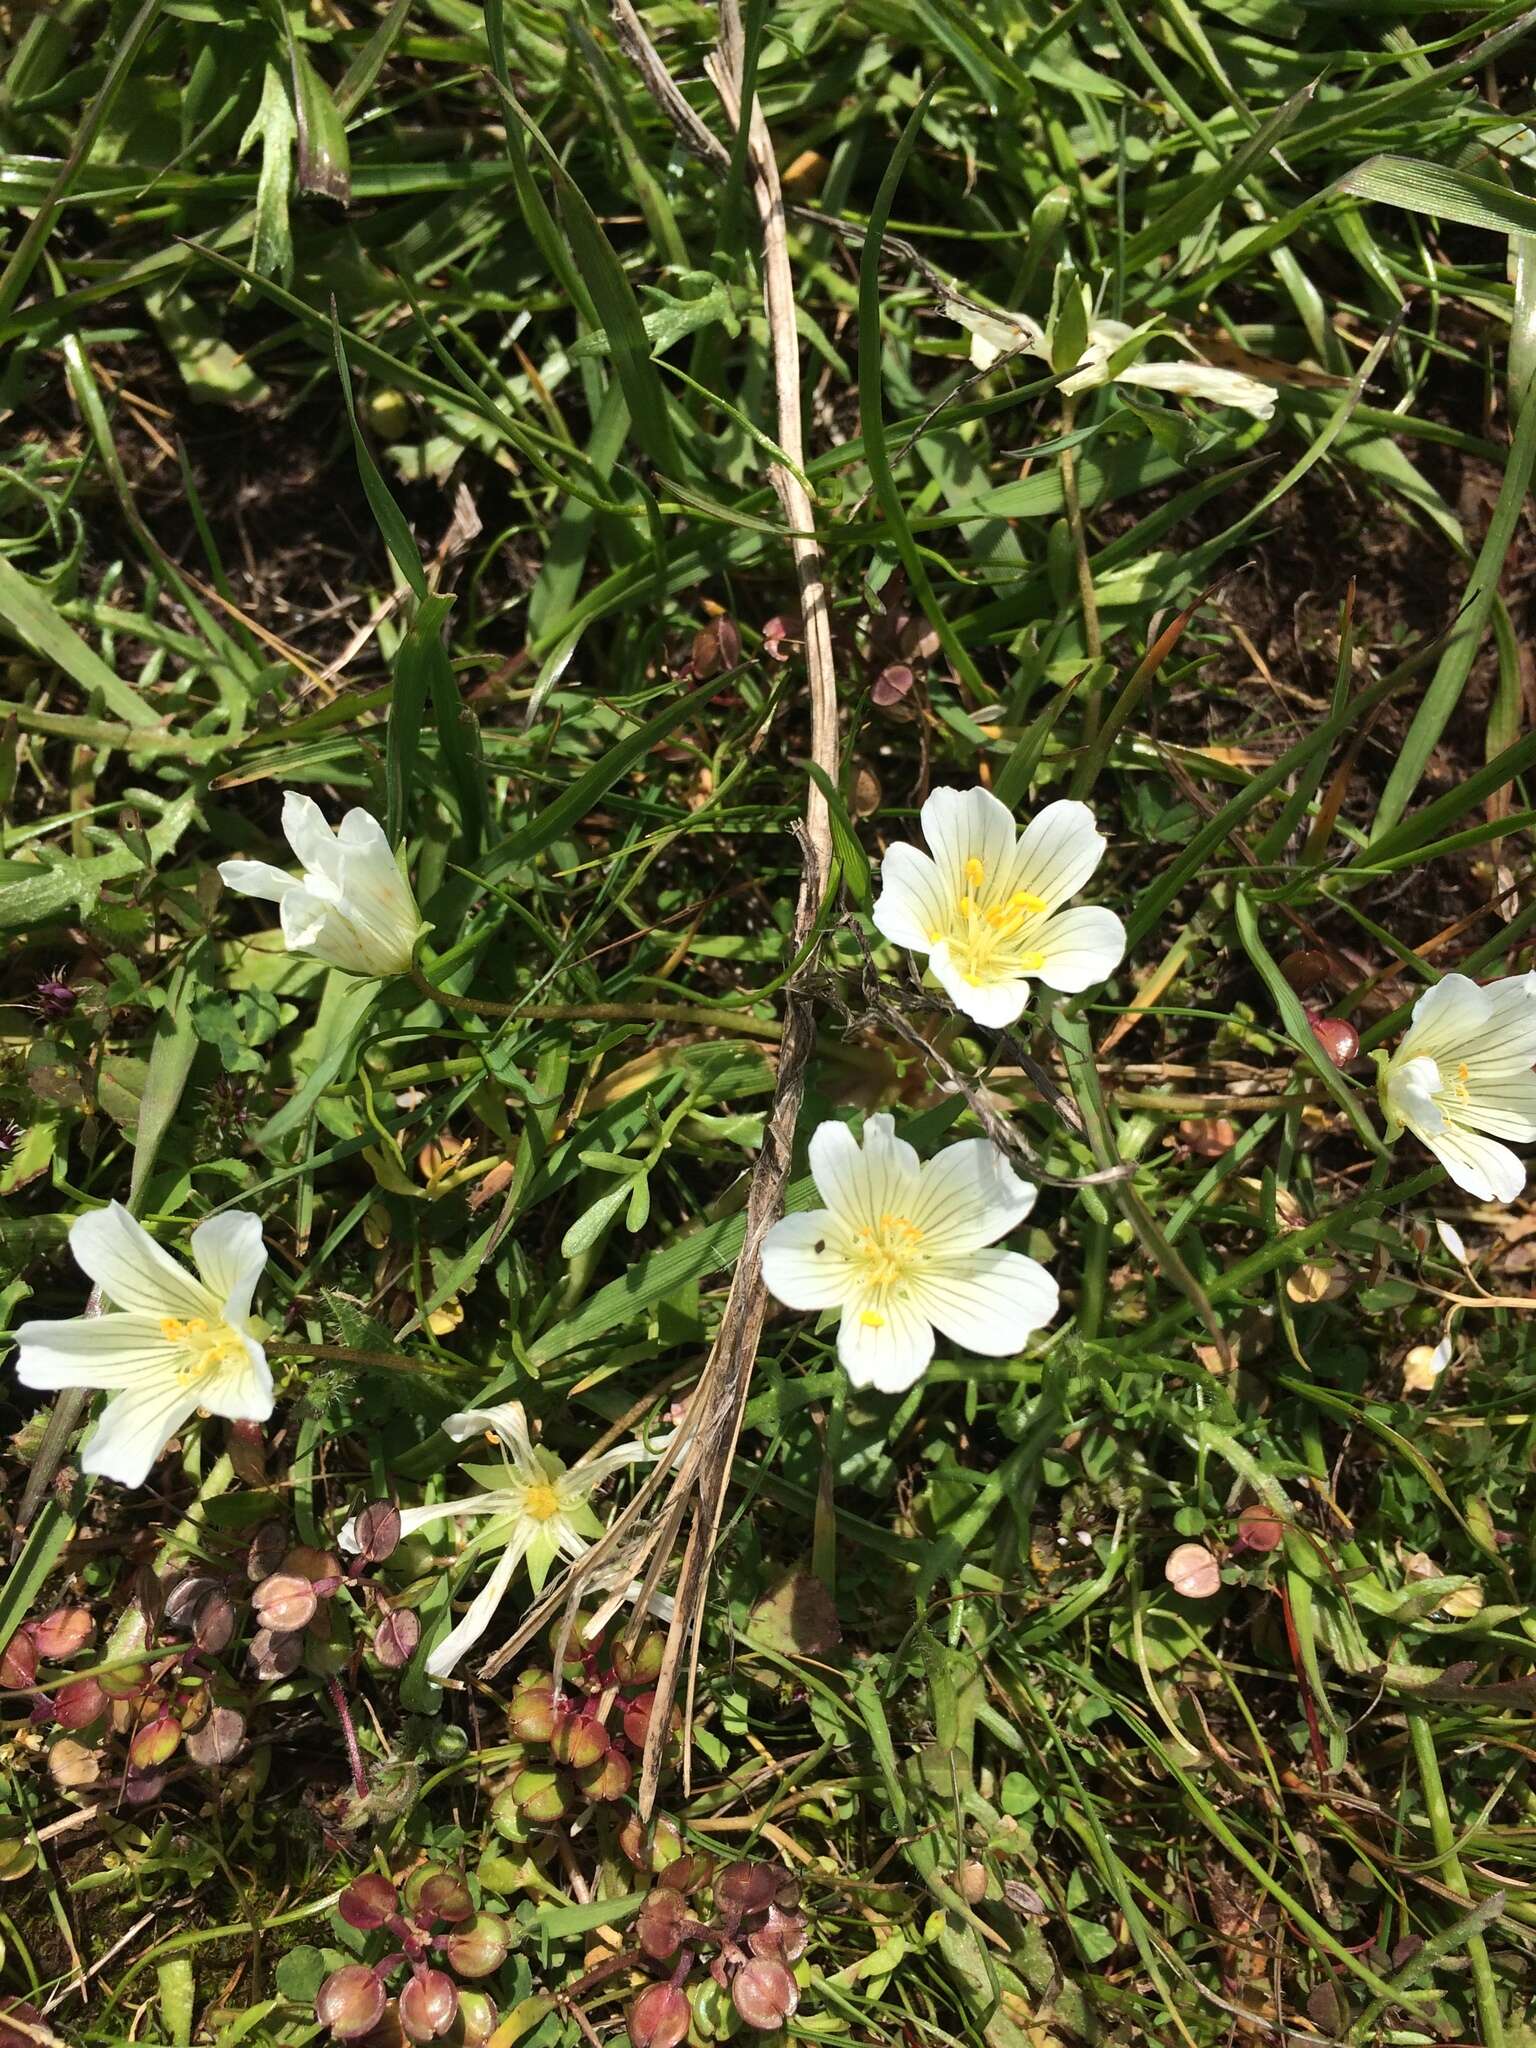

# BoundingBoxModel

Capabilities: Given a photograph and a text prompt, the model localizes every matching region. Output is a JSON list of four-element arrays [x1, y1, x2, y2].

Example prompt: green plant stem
[[265, 1339, 461, 1378], [408, 961, 782, 1041], [1407, 1705, 1506, 2048]]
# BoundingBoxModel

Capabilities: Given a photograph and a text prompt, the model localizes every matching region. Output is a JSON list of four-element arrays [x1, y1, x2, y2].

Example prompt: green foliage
[[3, 2, 1536, 2045]]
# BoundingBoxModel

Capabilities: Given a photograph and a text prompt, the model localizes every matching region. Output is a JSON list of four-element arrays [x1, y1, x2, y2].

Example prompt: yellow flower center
[[158, 1315, 245, 1385], [946, 855, 1051, 984], [522, 1483, 562, 1522], [852, 1213, 924, 1290]]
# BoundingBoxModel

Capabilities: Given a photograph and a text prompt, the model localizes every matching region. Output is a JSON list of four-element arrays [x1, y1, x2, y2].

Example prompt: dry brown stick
[[480, 0, 840, 1821]]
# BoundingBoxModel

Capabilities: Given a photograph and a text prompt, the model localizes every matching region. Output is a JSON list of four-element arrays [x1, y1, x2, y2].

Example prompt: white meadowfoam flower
[[341, 1402, 662, 1680], [872, 785, 1125, 1028], [12, 1204, 271, 1488], [761, 1114, 1058, 1394], [1379, 972, 1536, 1203], [943, 297, 1275, 419], [218, 791, 425, 978]]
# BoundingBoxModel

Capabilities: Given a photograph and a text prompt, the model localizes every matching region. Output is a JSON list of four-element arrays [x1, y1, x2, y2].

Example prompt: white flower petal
[[216, 859, 304, 905], [79, 1382, 202, 1488], [908, 1249, 1059, 1355], [836, 1295, 934, 1393], [1112, 359, 1276, 419], [282, 790, 347, 886], [203, 1335, 273, 1424], [762, 1210, 858, 1310], [903, 1139, 1036, 1255], [1454, 1073, 1536, 1143], [445, 1401, 538, 1474], [13, 1313, 182, 1390], [188, 1212, 266, 1326], [68, 1204, 214, 1319], [1385, 1055, 1446, 1137], [941, 298, 1045, 371], [871, 842, 948, 953], [1031, 904, 1127, 994], [1420, 1124, 1526, 1205], [1398, 975, 1495, 1065], [807, 1116, 922, 1235], [927, 942, 1033, 1028], [566, 1437, 662, 1492], [277, 889, 381, 976], [1434, 1218, 1469, 1263], [919, 785, 1020, 905], [426, 1531, 531, 1680], [1007, 800, 1109, 913]]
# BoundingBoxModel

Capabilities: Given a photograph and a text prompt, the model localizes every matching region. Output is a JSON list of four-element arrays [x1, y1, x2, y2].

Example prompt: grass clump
[[4, 4, 1536, 2045]]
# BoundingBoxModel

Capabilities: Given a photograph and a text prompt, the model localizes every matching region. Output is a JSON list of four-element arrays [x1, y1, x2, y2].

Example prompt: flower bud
[[549, 1711, 609, 1770], [339, 1872, 399, 1930], [506, 1674, 556, 1744], [954, 1860, 988, 1907], [1236, 1503, 1286, 1553], [0, 1632, 37, 1690], [185, 1704, 246, 1767], [1306, 1013, 1359, 1067], [399, 1969, 458, 2044], [128, 1713, 182, 1770], [404, 1866, 473, 1926], [316, 1964, 388, 2040], [715, 1862, 778, 1919], [253, 1571, 318, 1634], [30, 1607, 94, 1662], [1279, 948, 1332, 994], [621, 1691, 680, 1755], [688, 1978, 741, 2041], [450, 1991, 497, 2048], [496, 1765, 572, 1828], [100, 1657, 152, 1701], [442, 1911, 511, 1978], [627, 1983, 690, 2048], [636, 1885, 686, 1960], [373, 1611, 420, 1670], [610, 1633, 665, 1688], [578, 1747, 633, 1802], [0, 2000, 58, 2048], [618, 1814, 684, 1872], [248, 1628, 303, 1681], [748, 1904, 808, 1964], [54, 1677, 108, 1730], [351, 1501, 402, 1563], [730, 1958, 799, 2032]]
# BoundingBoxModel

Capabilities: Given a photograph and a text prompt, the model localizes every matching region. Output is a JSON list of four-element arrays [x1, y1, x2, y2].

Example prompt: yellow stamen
[[1011, 890, 1048, 915], [1018, 950, 1046, 972], [160, 1314, 242, 1384], [1455, 1061, 1472, 1103], [958, 894, 976, 918], [964, 857, 985, 888], [859, 1310, 886, 1328], [523, 1483, 562, 1521]]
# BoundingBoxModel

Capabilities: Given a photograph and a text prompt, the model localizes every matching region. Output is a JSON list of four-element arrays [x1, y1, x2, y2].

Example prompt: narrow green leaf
[[1339, 153, 1536, 238], [0, 554, 159, 728]]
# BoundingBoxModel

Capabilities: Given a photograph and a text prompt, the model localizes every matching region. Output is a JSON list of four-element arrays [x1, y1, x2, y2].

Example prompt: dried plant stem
[[483, 0, 840, 1819]]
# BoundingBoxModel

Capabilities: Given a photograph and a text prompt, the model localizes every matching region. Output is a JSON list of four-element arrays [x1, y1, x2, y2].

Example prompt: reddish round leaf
[[317, 1965, 388, 2041], [1165, 1543, 1222, 1600], [731, 1957, 800, 2031]]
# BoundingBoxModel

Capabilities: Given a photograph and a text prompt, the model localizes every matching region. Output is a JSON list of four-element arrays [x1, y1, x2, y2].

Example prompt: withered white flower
[[1379, 972, 1536, 1204], [218, 791, 425, 978], [341, 1402, 663, 1680], [944, 295, 1276, 419], [872, 785, 1125, 1028], [761, 1114, 1058, 1394], [12, 1205, 271, 1488]]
